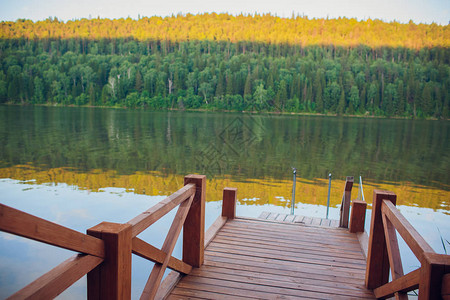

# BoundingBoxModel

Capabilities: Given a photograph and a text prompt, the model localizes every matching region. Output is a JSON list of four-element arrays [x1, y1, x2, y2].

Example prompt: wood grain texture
[[141, 193, 194, 300], [221, 187, 237, 219], [127, 183, 195, 237], [365, 190, 397, 290], [204, 216, 227, 248], [349, 200, 367, 233], [132, 237, 192, 275], [7, 254, 102, 300], [373, 269, 420, 299], [339, 176, 354, 228], [169, 218, 374, 299], [182, 175, 206, 268], [0, 203, 104, 258], [382, 200, 434, 262], [87, 222, 132, 300]]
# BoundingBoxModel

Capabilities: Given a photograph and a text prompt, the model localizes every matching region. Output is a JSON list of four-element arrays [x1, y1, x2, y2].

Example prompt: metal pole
[[291, 168, 297, 215], [326, 173, 331, 219]]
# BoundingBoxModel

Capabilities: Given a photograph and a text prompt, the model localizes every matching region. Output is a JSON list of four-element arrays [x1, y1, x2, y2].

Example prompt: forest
[[0, 14, 449, 118]]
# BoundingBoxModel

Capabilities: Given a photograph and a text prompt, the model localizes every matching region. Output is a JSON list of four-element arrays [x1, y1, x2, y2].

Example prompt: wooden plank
[[303, 216, 312, 224], [204, 252, 366, 277], [321, 218, 332, 227], [381, 213, 408, 300], [365, 190, 397, 290], [349, 200, 367, 233], [182, 175, 206, 268], [258, 211, 270, 219], [198, 262, 372, 294], [127, 183, 196, 237], [0, 203, 104, 258], [155, 271, 183, 300], [216, 230, 361, 252], [284, 214, 296, 222], [311, 217, 322, 226], [221, 223, 361, 244], [211, 236, 365, 260], [266, 212, 278, 220], [222, 187, 237, 219], [206, 244, 366, 270], [141, 193, 194, 300], [231, 218, 353, 237], [8, 254, 102, 300], [87, 222, 132, 300], [373, 269, 420, 299], [293, 215, 304, 223], [208, 240, 366, 266], [179, 275, 368, 300], [339, 176, 354, 228], [330, 219, 340, 227], [188, 267, 375, 298], [382, 200, 434, 261], [171, 287, 250, 299], [132, 237, 192, 275], [275, 213, 287, 222], [357, 231, 369, 259], [204, 216, 227, 248]]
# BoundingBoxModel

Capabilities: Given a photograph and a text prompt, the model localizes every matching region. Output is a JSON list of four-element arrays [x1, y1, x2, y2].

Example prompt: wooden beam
[[373, 269, 420, 299], [183, 174, 206, 268], [365, 190, 396, 289], [7, 254, 102, 300], [0, 203, 104, 258], [87, 222, 132, 300], [205, 216, 227, 248], [222, 187, 237, 219], [127, 183, 196, 237], [419, 252, 450, 300], [349, 200, 367, 233], [132, 237, 192, 275], [441, 273, 450, 299], [382, 200, 434, 262], [339, 176, 353, 228], [141, 193, 194, 300], [381, 213, 408, 300]]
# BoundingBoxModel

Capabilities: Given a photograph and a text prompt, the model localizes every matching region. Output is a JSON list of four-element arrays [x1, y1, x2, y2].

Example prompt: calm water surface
[[0, 105, 449, 298]]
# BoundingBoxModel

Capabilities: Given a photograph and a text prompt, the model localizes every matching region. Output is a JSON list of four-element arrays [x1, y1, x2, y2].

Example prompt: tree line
[[0, 37, 448, 118]]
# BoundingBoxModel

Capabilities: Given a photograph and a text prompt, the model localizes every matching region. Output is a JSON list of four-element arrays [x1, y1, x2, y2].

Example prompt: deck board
[[168, 217, 374, 299]]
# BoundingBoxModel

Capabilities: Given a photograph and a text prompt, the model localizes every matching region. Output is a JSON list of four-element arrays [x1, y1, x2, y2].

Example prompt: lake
[[0, 105, 449, 298]]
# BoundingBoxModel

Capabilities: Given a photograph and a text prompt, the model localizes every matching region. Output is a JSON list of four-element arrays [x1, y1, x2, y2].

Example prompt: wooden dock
[[1, 175, 449, 300], [168, 216, 374, 299]]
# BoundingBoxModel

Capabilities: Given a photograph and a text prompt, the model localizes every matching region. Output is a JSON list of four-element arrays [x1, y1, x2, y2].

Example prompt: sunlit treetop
[[1, 13, 449, 48]]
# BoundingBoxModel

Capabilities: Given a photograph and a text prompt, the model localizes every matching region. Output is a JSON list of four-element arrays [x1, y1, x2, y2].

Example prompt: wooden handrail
[[132, 237, 192, 275], [366, 190, 450, 300], [0, 203, 105, 258], [381, 200, 434, 262], [127, 183, 196, 237], [7, 254, 102, 300], [1, 175, 237, 300]]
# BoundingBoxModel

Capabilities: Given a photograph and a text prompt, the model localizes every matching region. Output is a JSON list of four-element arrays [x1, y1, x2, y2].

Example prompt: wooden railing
[[365, 190, 450, 299], [339, 176, 354, 228], [0, 174, 238, 300]]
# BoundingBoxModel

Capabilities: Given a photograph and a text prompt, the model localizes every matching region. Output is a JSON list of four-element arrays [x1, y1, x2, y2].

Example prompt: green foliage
[[0, 38, 448, 118]]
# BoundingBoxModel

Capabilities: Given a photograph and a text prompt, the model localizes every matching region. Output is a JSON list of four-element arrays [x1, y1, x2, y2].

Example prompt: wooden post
[[183, 174, 206, 268], [349, 200, 367, 233], [365, 190, 397, 290], [419, 252, 450, 300], [87, 222, 132, 300], [222, 187, 237, 219], [339, 176, 353, 228]]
